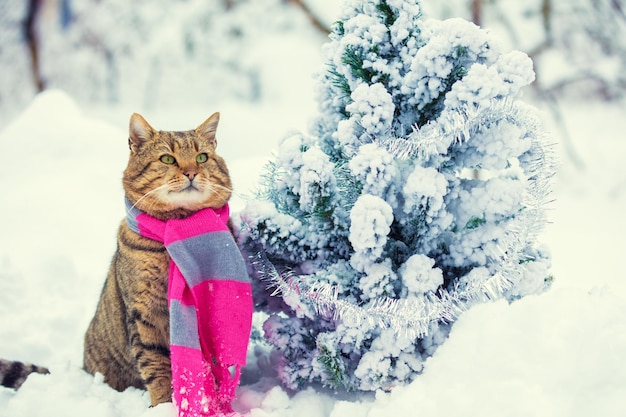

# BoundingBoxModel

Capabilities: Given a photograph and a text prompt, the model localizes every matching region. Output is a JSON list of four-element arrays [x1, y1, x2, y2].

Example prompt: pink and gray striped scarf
[[126, 199, 253, 416]]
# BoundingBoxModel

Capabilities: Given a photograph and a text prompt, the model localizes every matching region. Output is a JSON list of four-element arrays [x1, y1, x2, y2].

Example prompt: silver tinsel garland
[[251, 99, 557, 339]]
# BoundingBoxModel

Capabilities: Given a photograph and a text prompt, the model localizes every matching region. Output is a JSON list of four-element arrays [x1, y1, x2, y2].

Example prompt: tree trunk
[[541, 0, 553, 44], [471, 0, 482, 26], [25, 0, 45, 92]]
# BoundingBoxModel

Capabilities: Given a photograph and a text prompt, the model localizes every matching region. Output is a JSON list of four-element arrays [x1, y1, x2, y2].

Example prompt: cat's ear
[[128, 113, 155, 152], [195, 112, 220, 146]]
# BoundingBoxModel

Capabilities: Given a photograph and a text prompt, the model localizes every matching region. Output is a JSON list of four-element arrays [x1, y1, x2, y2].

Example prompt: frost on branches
[[240, 0, 555, 392]]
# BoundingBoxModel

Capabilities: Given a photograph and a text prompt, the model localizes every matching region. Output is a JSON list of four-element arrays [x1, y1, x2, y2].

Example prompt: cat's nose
[[184, 171, 197, 181]]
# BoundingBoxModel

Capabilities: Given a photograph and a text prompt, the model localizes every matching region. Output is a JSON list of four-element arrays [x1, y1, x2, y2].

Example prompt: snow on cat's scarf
[[126, 198, 253, 416]]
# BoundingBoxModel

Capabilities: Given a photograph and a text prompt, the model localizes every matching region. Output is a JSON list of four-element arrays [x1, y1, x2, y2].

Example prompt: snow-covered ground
[[2, 6, 626, 417]]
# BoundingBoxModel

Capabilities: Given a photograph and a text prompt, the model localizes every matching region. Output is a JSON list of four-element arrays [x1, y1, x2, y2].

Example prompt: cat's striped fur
[[0, 113, 232, 404]]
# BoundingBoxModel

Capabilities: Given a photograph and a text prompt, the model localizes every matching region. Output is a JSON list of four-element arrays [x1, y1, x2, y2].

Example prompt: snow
[[348, 144, 396, 196], [2, 4, 626, 417], [345, 83, 395, 135], [349, 195, 394, 254], [399, 254, 443, 295]]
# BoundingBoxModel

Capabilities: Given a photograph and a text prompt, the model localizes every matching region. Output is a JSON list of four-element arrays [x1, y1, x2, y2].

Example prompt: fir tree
[[240, 0, 555, 392]]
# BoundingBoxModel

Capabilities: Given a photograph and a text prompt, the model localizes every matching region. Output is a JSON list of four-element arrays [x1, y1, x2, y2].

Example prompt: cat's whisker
[[204, 181, 254, 201], [126, 183, 171, 214], [204, 182, 249, 200], [199, 180, 233, 194], [230, 190, 254, 200], [206, 185, 232, 196]]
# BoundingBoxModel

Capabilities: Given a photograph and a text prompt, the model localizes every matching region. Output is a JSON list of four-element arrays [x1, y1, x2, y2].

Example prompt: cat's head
[[123, 112, 232, 219]]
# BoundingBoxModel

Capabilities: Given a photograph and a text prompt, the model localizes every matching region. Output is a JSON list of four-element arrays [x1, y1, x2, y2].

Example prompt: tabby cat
[[0, 113, 234, 401], [82, 112, 232, 406]]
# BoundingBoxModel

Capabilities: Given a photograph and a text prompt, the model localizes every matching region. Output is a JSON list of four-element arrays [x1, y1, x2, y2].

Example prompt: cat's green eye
[[196, 153, 208, 163], [160, 155, 176, 165]]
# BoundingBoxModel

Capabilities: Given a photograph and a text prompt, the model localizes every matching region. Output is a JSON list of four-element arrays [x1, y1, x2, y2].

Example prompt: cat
[[0, 113, 233, 407], [82, 112, 233, 406]]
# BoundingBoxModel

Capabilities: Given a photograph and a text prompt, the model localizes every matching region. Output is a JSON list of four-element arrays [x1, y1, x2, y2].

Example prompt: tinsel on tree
[[239, 0, 555, 392]]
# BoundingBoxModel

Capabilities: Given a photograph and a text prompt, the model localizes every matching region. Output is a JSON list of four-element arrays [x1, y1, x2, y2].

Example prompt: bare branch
[[286, 0, 331, 35]]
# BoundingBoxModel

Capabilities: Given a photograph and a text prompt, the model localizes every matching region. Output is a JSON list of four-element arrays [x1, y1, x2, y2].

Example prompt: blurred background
[[1, 0, 625, 127]]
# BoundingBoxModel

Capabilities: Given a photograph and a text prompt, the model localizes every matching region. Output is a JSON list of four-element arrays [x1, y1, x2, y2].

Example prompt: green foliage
[[317, 344, 354, 391], [465, 215, 487, 230], [333, 20, 345, 36], [333, 161, 363, 209], [328, 67, 352, 99], [342, 46, 376, 83], [257, 160, 299, 215], [415, 45, 470, 127], [376, 1, 397, 27], [326, 66, 353, 118], [308, 193, 335, 222]]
